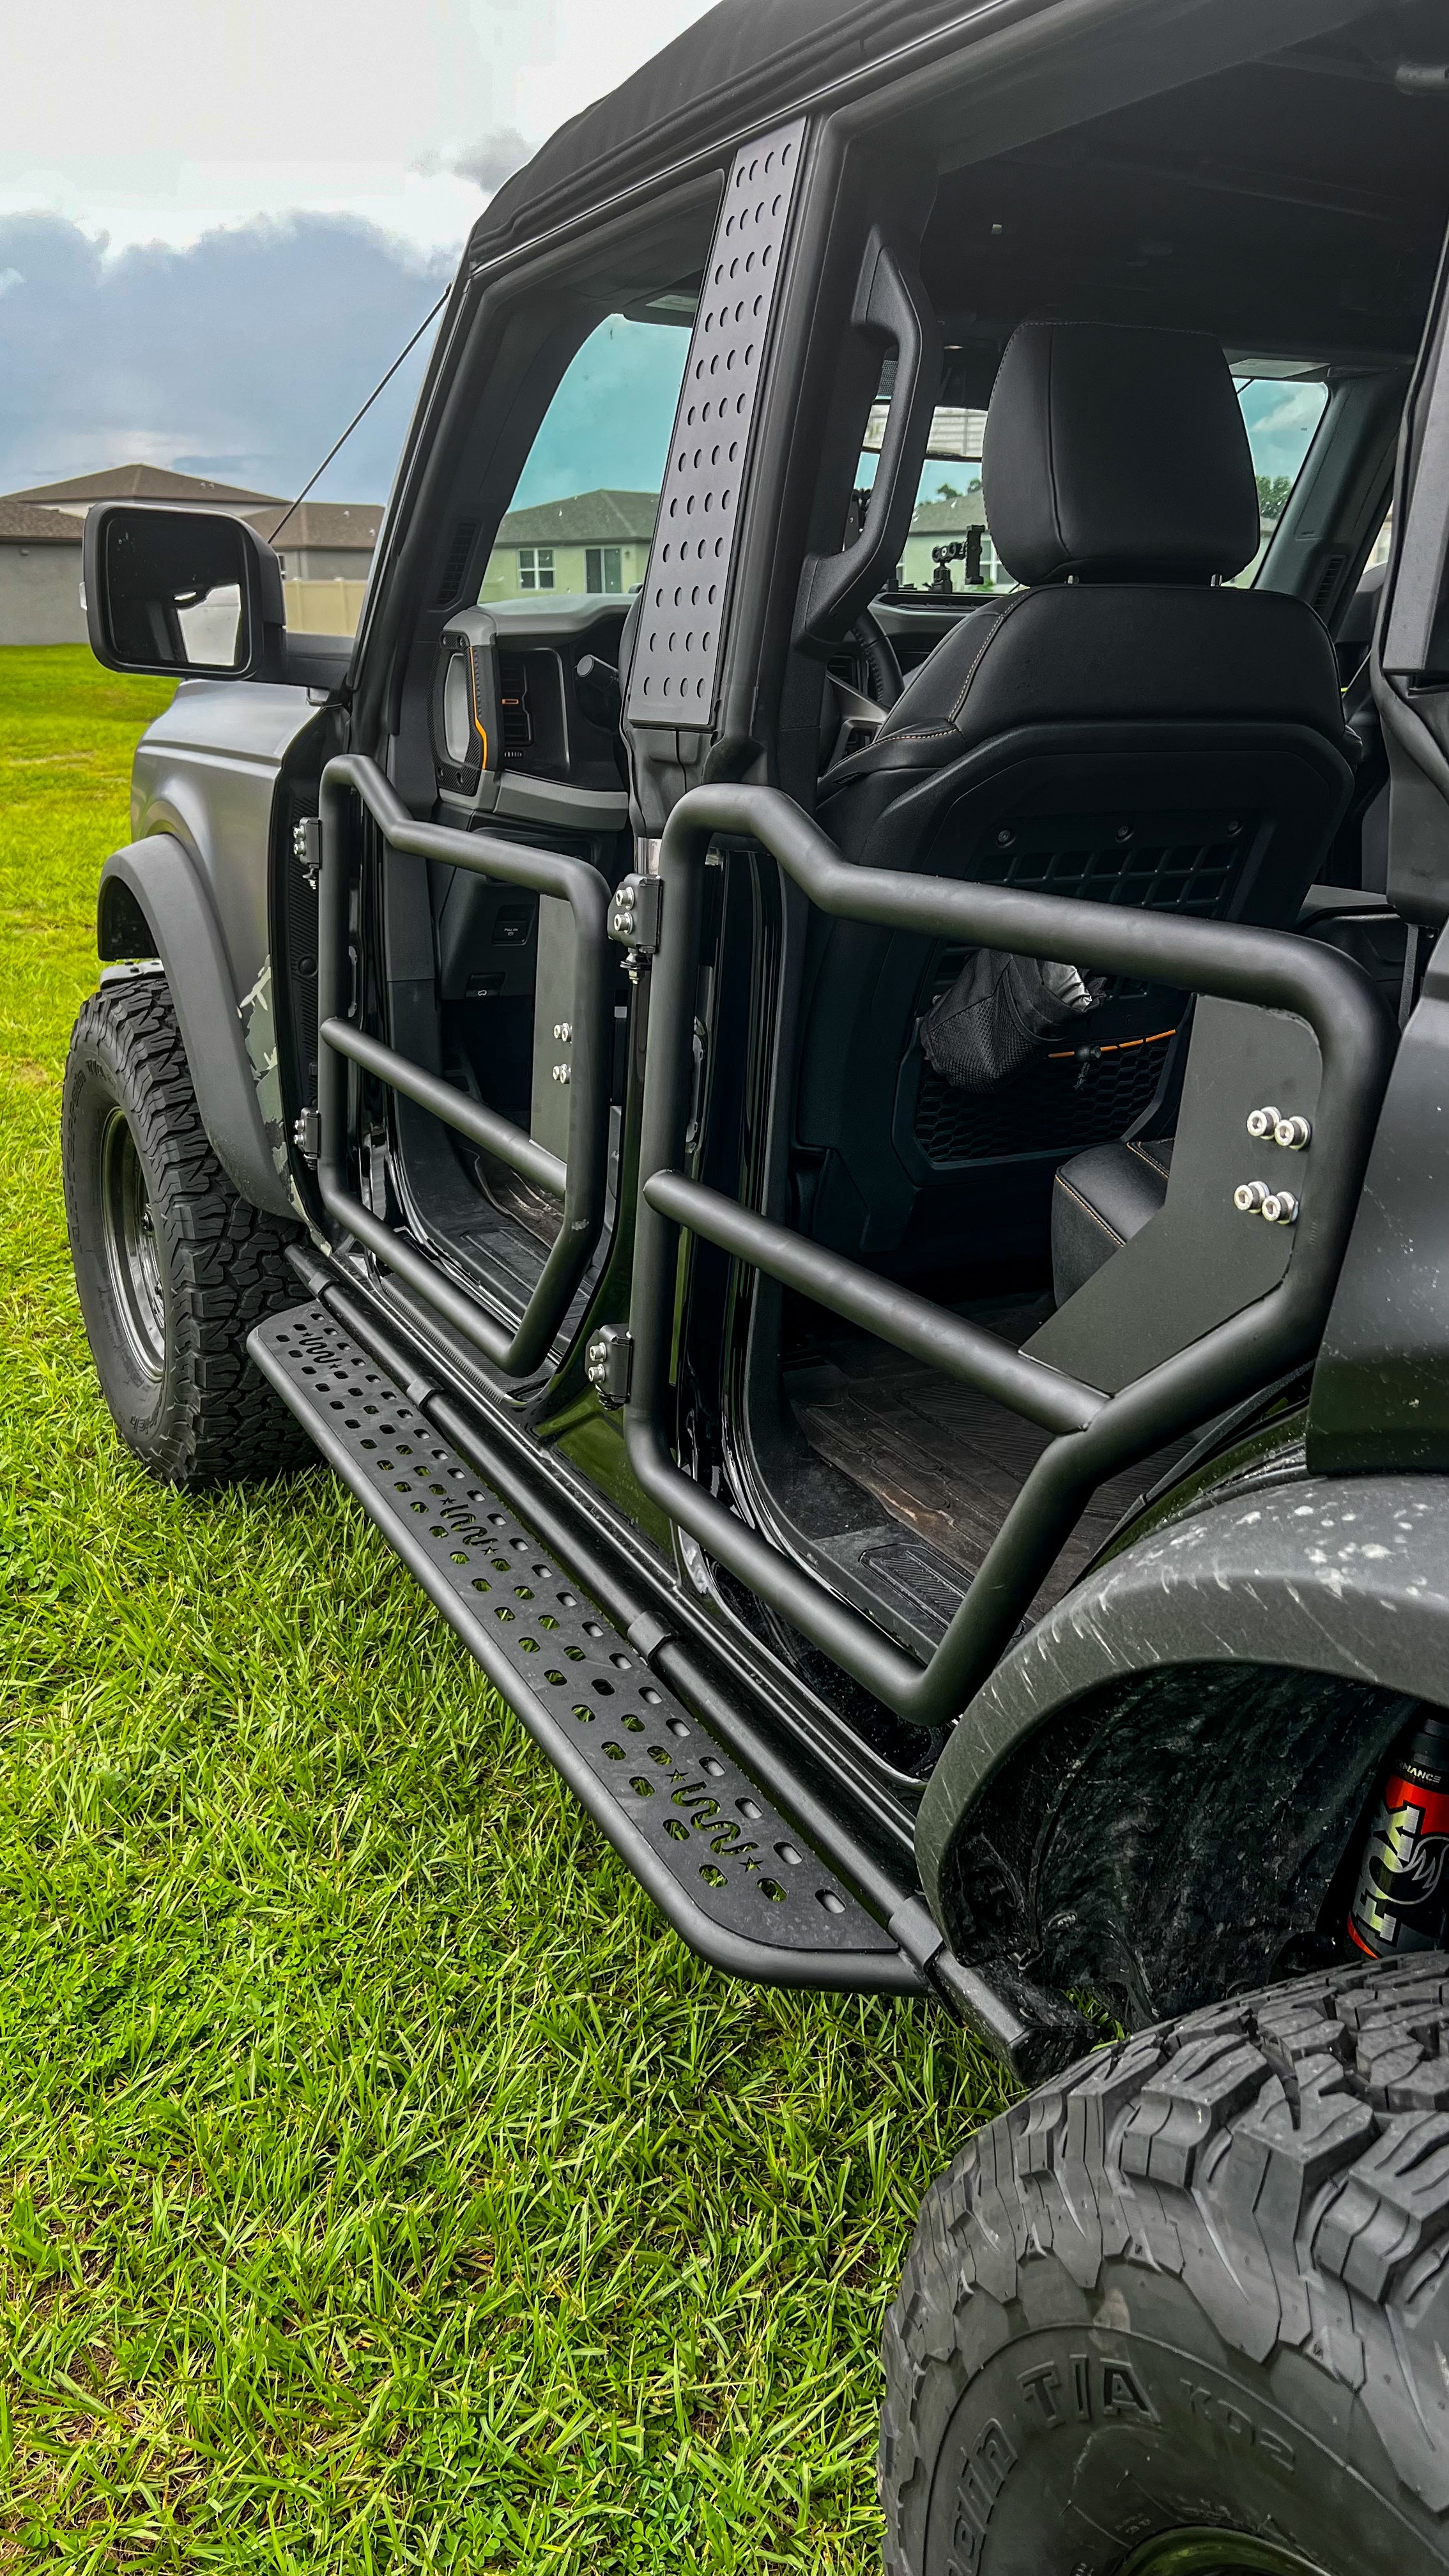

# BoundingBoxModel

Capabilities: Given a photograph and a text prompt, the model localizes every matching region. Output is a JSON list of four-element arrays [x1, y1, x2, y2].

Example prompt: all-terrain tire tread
[[63, 977, 314, 1486], [880, 1949, 1449, 2570]]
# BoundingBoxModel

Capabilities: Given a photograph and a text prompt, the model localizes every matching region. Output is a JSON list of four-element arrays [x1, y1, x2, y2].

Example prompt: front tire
[[882, 1952, 1449, 2573], [62, 976, 314, 1487]]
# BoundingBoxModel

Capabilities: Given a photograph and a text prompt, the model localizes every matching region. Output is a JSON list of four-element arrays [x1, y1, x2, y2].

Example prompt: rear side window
[[875, 372, 1329, 598], [1231, 377, 1330, 583]]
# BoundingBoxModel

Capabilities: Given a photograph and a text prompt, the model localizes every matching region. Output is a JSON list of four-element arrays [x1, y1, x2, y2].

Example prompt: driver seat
[[797, 321, 1356, 1280]]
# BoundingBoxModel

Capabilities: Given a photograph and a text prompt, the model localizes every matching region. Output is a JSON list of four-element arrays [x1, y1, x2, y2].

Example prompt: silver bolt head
[[1262, 1191, 1299, 1225], [1234, 1180, 1269, 1213], [1274, 1114, 1312, 1151], [1246, 1106, 1282, 1140]]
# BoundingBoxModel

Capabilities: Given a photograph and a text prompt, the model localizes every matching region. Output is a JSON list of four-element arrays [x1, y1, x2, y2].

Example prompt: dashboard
[[429, 594, 632, 839]]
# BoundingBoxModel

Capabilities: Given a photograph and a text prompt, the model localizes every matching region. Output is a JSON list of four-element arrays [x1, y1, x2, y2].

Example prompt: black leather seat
[[797, 321, 1356, 1281], [1052, 1134, 1172, 1303]]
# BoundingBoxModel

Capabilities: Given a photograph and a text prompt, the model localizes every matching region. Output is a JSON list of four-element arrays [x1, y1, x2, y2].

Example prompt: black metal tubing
[[318, 753, 612, 1376], [323, 1016, 567, 1197], [646, 1170, 1101, 1437], [625, 783, 1397, 1731]]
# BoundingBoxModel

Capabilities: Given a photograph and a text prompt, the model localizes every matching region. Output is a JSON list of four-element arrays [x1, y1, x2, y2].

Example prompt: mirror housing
[[84, 502, 286, 681]]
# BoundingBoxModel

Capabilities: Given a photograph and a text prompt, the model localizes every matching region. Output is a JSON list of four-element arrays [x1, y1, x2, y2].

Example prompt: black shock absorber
[[1349, 1708, 1449, 1958]]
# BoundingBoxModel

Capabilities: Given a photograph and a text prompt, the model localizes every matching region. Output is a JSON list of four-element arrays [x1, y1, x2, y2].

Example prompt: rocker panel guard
[[316, 753, 613, 1377], [625, 784, 1397, 1733]]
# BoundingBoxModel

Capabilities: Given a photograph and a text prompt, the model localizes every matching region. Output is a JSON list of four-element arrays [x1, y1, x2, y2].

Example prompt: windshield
[[862, 377, 1330, 599]]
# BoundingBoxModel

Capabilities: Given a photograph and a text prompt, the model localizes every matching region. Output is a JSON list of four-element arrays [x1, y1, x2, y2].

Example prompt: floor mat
[[792, 1331, 1183, 1618]]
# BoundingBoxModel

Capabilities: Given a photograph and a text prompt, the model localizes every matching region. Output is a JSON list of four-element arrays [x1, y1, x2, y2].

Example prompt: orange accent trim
[[1346, 1915, 1377, 1958], [1046, 1026, 1179, 1062], [468, 648, 489, 766]]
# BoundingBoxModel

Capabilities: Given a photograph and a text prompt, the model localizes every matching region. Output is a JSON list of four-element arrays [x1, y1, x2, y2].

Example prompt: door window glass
[[480, 314, 693, 604], [1366, 506, 1393, 571]]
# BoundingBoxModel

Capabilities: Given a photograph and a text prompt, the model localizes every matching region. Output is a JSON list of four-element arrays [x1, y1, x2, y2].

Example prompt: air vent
[[434, 519, 477, 606], [499, 652, 532, 756], [1310, 552, 1347, 618]]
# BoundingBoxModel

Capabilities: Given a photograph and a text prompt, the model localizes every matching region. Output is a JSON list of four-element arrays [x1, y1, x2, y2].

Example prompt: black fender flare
[[97, 838, 295, 1221], [917, 1472, 1449, 2003]]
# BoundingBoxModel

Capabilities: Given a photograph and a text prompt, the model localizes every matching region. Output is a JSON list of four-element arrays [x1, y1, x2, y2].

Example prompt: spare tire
[[881, 1952, 1449, 2573]]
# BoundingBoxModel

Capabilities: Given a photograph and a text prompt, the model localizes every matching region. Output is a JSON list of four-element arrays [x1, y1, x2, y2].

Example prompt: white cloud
[[0, 0, 716, 253]]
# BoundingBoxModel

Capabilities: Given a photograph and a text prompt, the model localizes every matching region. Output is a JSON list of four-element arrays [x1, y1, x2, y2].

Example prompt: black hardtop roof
[[466, 0, 970, 266]]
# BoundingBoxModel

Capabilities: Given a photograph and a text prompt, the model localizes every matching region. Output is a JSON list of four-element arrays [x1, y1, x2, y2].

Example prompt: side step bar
[[249, 1301, 923, 1998]]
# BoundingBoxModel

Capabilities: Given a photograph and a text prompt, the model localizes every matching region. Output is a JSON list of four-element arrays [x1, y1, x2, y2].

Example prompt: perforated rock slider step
[[250, 1301, 905, 1979]]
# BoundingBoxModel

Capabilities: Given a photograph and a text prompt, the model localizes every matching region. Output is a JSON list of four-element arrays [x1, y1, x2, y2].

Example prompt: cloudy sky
[[0, 0, 714, 503]]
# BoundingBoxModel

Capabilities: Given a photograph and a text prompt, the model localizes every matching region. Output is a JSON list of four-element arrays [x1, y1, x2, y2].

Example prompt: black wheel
[[62, 975, 315, 1487], [882, 1952, 1449, 2574]]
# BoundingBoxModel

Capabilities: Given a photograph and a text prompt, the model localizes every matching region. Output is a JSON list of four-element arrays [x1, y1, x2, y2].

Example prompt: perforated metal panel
[[625, 119, 806, 730], [251, 1301, 898, 1962]]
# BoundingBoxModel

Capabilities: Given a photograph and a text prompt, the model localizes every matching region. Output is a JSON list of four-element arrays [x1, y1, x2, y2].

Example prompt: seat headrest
[[981, 321, 1261, 587]]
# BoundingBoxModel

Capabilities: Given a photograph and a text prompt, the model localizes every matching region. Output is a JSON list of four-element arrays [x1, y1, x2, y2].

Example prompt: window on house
[[586, 546, 623, 594], [518, 546, 555, 592]]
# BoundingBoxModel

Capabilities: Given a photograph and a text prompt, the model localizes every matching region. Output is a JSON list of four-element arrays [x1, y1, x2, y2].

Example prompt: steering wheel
[[846, 607, 903, 714]]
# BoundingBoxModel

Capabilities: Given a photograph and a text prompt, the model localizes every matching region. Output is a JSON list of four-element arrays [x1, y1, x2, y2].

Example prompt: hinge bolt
[[1245, 1105, 1282, 1140], [1234, 1180, 1269, 1213], [1262, 1190, 1299, 1225], [551, 1063, 571, 1084], [1273, 1114, 1312, 1151], [294, 816, 322, 887], [585, 1322, 633, 1405]]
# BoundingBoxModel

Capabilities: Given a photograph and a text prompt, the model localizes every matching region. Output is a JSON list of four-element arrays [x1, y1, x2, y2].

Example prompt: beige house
[[0, 498, 93, 646], [0, 466, 384, 644], [250, 502, 385, 635], [0, 466, 288, 647], [480, 489, 658, 602]]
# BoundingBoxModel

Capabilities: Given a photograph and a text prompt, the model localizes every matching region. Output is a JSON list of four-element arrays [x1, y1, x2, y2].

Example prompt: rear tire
[[882, 1952, 1449, 2573], [62, 976, 314, 1487]]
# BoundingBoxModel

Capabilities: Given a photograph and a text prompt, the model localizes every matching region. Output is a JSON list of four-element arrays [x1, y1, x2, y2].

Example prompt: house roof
[[467, 0, 976, 270], [0, 499, 86, 544], [908, 489, 988, 536], [251, 502, 384, 550], [3, 463, 283, 508], [496, 488, 659, 546]]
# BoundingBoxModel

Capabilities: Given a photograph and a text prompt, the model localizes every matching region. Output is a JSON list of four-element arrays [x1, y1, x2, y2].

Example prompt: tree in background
[[1256, 472, 1293, 523]]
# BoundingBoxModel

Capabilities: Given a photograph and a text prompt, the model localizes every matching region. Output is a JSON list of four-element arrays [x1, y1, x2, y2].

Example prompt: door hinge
[[294, 816, 322, 887], [293, 1106, 319, 1162], [608, 873, 663, 981], [585, 1322, 633, 1406]]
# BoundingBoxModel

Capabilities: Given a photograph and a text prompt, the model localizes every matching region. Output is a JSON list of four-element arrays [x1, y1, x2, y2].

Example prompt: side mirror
[[83, 502, 286, 681]]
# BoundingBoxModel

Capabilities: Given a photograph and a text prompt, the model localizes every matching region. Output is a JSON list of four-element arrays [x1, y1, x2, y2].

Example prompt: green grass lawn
[[0, 645, 1011, 2573]]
